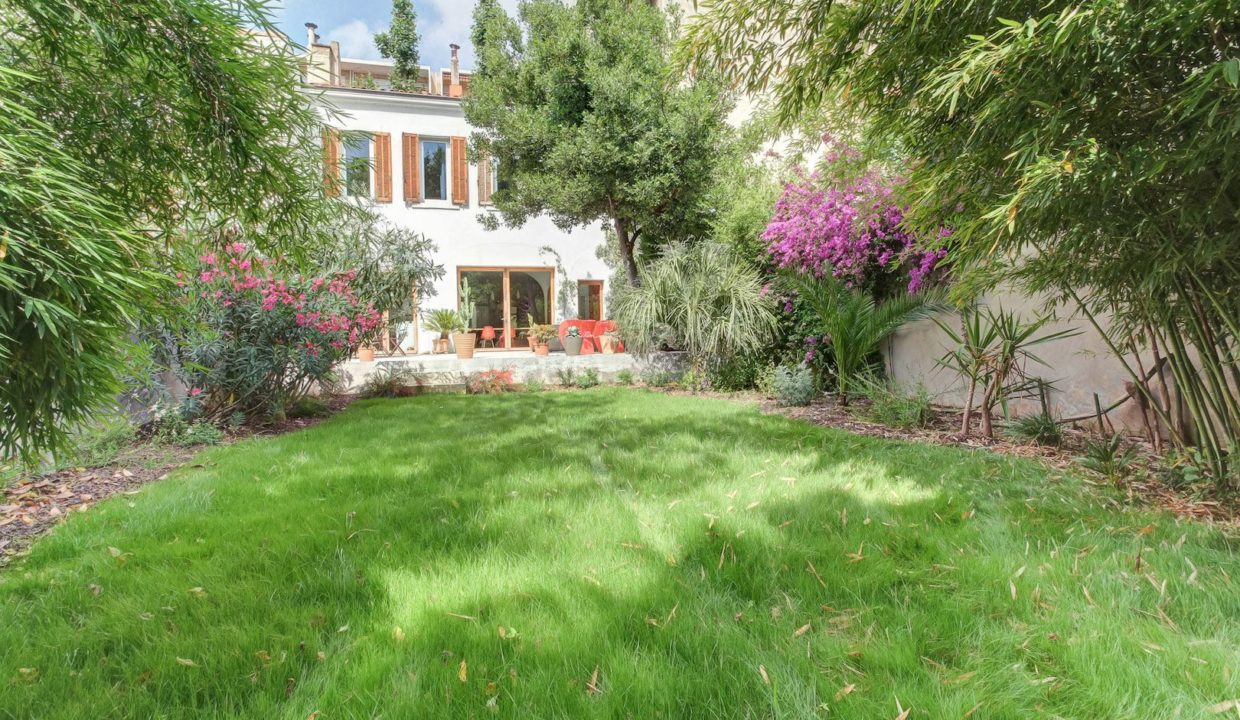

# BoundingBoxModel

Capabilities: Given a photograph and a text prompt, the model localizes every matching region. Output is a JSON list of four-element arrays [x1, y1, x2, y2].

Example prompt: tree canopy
[[679, 0, 1240, 482], [464, 0, 734, 286], [374, 0, 421, 92], [0, 0, 348, 461]]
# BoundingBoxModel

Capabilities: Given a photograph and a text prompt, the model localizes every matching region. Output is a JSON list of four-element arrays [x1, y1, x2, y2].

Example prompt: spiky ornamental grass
[[1, 390, 1238, 718]]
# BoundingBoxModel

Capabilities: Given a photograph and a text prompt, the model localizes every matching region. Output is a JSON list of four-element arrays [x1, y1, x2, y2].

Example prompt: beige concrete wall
[[884, 287, 1159, 432]]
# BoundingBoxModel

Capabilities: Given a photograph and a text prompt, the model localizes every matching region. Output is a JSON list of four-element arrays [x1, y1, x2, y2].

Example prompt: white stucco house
[[298, 24, 610, 357]]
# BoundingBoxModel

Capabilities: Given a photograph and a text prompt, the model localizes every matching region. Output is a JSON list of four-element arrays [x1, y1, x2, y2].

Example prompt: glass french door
[[458, 267, 554, 349]]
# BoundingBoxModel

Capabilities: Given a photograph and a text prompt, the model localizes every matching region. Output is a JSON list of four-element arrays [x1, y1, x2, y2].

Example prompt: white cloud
[[327, 18, 384, 60]]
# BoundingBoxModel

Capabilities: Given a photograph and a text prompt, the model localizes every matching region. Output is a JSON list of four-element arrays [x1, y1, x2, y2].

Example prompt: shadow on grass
[[1, 389, 1237, 719]]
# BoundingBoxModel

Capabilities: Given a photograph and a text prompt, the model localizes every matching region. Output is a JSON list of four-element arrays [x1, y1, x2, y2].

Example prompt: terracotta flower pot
[[453, 332, 476, 359], [357, 345, 376, 362], [599, 336, 617, 354], [563, 335, 583, 356], [534, 342, 550, 357], [434, 337, 450, 354]]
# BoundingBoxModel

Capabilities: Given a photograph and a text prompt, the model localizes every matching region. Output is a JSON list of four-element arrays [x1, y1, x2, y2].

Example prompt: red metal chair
[[480, 325, 498, 349]]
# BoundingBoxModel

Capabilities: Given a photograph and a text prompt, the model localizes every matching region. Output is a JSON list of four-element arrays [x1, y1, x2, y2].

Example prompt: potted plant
[[357, 344, 376, 362], [528, 323, 557, 356], [453, 278, 477, 359], [423, 308, 460, 354], [599, 329, 621, 354], [562, 325, 584, 356]]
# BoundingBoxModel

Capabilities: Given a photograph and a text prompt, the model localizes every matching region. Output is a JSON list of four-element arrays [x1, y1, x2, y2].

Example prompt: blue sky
[[272, 0, 519, 71]]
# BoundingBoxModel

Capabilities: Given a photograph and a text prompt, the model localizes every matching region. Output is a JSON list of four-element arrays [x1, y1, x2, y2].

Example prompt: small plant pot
[[534, 342, 550, 357], [599, 336, 617, 354], [453, 332, 476, 359], [563, 335, 583, 356], [434, 337, 450, 354], [357, 345, 376, 362]]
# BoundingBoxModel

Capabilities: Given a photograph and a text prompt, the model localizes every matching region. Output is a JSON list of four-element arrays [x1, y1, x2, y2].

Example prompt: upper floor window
[[343, 135, 372, 198], [421, 139, 448, 201]]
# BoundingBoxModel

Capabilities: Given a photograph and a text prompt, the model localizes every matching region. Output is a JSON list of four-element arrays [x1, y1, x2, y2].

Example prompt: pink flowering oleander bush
[[175, 243, 381, 421], [762, 155, 949, 297]]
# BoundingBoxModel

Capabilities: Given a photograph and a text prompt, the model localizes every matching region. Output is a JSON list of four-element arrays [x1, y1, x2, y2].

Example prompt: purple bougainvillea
[[762, 157, 949, 296]]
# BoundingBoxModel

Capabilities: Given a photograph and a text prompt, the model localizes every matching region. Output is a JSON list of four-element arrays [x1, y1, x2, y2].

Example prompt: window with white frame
[[421, 138, 448, 201], [342, 134, 372, 198]]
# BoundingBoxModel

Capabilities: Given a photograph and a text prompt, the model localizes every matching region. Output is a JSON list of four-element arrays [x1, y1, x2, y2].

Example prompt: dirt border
[[1, 396, 355, 566], [761, 396, 1237, 525]]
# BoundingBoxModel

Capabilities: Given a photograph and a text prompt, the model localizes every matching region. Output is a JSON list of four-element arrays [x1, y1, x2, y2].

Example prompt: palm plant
[[422, 309, 463, 339], [786, 273, 946, 405], [935, 307, 1080, 438], [614, 242, 777, 374]]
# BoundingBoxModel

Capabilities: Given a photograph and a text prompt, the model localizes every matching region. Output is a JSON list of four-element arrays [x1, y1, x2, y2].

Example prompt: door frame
[[457, 266, 556, 350], [578, 279, 604, 321]]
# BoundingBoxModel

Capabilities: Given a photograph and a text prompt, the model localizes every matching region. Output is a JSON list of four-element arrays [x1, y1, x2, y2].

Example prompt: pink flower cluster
[[762, 162, 949, 295], [180, 242, 380, 361]]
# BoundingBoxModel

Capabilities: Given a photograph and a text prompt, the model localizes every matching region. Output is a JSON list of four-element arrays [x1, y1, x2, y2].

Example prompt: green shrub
[[285, 397, 331, 419], [73, 420, 136, 468], [642, 369, 679, 388], [1078, 435, 1138, 482], [153, 414, 224, 448], [555, 368, 576, 386], [708, 352, 767, 391], [1007, 414, 1064, 446], [360, 365, 417, 398], [524, 379, 545, 393], [575, 368, 600, 389], [772, 365, 815, 407], [616, 370, 635, 386], [755, 365, 777, 396], [859, 378, 932, 429]]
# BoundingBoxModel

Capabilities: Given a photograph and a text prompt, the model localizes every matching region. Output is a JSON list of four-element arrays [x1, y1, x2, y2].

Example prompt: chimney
[[305, 22, 318, 47], [449, 43, 463, 98]]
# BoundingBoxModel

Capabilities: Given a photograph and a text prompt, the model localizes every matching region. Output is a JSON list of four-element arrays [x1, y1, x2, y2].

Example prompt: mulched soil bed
[[766, 396, 1237, 525], [0, 395, 354, 567]]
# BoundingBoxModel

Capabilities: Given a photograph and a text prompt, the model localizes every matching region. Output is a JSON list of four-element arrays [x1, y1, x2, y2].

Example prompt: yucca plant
[[935, 307, 1079, 438], [614, 242, 777, 375], [786, 273, 946, 405]]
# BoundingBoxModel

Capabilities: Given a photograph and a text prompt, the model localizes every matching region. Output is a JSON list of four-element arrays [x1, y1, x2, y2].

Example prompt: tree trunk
[[613, 216, 640, 287], [961, 377, 977, 435]]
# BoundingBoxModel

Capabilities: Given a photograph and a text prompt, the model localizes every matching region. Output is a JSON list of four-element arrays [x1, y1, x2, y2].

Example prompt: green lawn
[[1, 390, 1238, 719]]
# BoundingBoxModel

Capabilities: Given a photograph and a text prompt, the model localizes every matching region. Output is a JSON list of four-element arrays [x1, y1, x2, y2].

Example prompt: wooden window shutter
[[372, 133, 392, 202], [322, 128, 340, 198], [451, 136, 469, 206], [477, 151, 493, 205], [402, 133, 420, 202]]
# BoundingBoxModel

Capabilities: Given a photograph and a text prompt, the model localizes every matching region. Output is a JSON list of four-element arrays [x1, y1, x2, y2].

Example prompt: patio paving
[[338, 349, 684, 390]]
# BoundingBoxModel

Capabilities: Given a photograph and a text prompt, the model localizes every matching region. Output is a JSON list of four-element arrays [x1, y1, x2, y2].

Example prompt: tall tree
[[679, 0, 1240, 483], [464, 0, 733, 286], [374, 0, 421, 92], [1, 0, 346, 462]]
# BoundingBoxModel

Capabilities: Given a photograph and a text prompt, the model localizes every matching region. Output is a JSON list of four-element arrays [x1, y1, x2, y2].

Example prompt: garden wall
[[883, 287, 1164, 434]]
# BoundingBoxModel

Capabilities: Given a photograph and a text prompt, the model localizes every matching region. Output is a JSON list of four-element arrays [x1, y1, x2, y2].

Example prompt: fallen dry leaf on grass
[[835, 683, 856, 700], [793, 622, 812, 639], [176, 657, 197, 667], [587, 665, 601, 696], [1206, 699, 1239, 714], [458, 660, 468, 683], [758, 665, 771, 685]]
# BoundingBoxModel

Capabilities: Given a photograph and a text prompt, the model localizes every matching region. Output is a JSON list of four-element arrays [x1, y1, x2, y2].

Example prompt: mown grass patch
[[1, 389, 1237, 719]]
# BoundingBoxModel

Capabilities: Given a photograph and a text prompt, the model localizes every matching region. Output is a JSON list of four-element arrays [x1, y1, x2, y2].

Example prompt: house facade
[[299, 25, 611, 355]]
